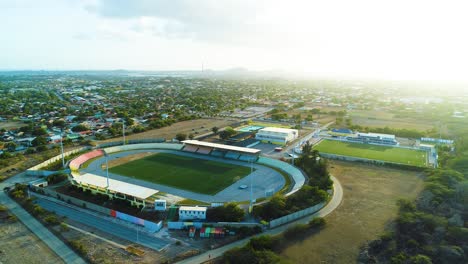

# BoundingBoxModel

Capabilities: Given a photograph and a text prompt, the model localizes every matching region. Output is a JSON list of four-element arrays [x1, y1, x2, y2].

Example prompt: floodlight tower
[[104, 151, 109, 191], [122, 120, 126, 145], [249, 158, 254, 213], [60, 129, 65, 169]]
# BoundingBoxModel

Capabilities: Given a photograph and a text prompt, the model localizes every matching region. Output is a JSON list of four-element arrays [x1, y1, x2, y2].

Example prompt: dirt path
[[280, 160, 424, 263]]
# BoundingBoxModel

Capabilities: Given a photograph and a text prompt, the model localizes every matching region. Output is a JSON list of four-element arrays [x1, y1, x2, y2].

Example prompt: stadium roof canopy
[[74, 173, 158, 200], [182, 140, 261, 154]]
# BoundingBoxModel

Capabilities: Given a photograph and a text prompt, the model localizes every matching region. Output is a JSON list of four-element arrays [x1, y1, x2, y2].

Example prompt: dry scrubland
[[281, 160, 424, 263], [103, 118, 234, 142], [348, 110, 435, 131]]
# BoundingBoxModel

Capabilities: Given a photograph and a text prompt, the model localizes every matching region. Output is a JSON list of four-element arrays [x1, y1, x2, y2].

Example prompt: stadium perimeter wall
[[102, 142, 183, 154], [320, 153, 426, 170], [29, 186, 162, 233], [26, 147, 91, 176], [269, 202, 326, 228]]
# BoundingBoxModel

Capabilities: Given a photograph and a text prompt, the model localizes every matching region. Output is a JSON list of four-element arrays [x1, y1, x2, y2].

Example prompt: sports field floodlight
[[60, 129, 65, 169], [249, 157, 254, 214], [104, 150, 109, 190], [122, 120, 126, 146]]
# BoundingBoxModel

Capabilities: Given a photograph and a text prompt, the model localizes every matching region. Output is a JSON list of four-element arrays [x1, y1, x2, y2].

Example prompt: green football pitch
[[109, 153, 251, 195], [313, 140, 427, 167]]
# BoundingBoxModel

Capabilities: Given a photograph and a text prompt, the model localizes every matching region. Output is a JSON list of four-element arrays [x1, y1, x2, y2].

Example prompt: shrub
[[44, 214, 60, 225], [283, 224, 308, 239], [308, 217, 326, 228]]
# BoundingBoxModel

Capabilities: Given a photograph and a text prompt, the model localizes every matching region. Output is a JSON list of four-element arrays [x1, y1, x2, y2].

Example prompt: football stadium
[[313, 139, 428, 167], [67, 140, 306, 209]]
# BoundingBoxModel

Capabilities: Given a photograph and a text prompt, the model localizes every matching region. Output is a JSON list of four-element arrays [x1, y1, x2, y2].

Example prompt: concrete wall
[[27, 147, 90, 173], [103, 143, 183, 154], [269, 202, 325, 228], [30, 186, 162, 232]]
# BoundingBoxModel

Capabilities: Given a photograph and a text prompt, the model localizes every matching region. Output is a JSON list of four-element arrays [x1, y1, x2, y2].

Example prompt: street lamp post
[[122, 120, 126, 145]]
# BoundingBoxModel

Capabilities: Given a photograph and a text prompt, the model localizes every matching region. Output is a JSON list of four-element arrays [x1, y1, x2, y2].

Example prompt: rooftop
[[182, 140, 261, 154], [357, 132, 396, 139], [179, 206, 207, 211], [258, 127, 298, 133], [74, 173, 158, 200]]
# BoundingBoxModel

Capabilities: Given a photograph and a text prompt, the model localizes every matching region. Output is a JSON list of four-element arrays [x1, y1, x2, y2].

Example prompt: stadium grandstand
[[71, 172, 159, 208], [69, 149, 104, 170], [346, 132, 399, 146], [181, 140, 261, 161]]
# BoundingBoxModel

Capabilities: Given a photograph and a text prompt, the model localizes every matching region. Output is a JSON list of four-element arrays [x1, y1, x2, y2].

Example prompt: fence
[[26, 169, 71, 177], [96, 138, 166, 148], [168, 221, 262, 230], [269, 202, 325, 228], [319, 153, 424, 170], [102, 143, 183, 154], [27, 146, 90, 172], [29, 186, 162, 233]]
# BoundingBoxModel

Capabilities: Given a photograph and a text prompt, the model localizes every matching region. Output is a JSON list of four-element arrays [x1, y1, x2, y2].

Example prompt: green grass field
[[314, 140, 427, 167], [109, 153, 251, 195]]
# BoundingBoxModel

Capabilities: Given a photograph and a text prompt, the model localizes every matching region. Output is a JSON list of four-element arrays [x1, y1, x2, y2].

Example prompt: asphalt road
[[0, 173, 86, 264], [176, 175, 343, 264], [35, 197, 171, 251]]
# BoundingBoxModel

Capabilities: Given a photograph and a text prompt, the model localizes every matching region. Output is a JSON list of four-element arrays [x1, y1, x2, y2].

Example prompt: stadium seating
[[182, 145, 198, 153], [69, 149, 104, 170], [225, 151, 240, 160], [196, 146, 213, 155], [210, 150, 225, 158], [239, 155, 257, 162]]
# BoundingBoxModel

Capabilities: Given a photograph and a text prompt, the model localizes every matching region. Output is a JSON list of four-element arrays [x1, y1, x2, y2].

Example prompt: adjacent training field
[[314, 139, 427, 167], [109, 153, 251, 195]]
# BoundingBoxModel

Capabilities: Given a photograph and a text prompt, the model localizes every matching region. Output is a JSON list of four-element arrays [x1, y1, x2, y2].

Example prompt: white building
[[179, 206, 207, 220], [255, 127, 298, 145]]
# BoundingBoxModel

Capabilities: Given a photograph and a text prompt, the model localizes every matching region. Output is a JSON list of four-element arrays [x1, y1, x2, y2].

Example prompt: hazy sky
[[1, 0, 467, 80]]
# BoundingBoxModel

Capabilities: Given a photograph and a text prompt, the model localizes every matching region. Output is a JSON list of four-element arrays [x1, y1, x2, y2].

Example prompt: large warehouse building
[[255, 127, 298, 145]]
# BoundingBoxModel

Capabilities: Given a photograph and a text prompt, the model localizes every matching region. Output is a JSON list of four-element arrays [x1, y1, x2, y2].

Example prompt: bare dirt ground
[[281, 160, 425, 263], [0, 216, 64, 264], [0, 121, 24, 130], [58, 218, 198, 264], [103, 118, 236, 143]]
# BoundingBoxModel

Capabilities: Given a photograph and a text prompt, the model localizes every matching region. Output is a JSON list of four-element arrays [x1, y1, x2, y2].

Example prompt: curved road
[[176, 175, 343, 264]]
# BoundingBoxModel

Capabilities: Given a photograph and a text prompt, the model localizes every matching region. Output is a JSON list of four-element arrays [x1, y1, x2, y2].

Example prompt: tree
[[175, 133, 187, 141], [188, 133, 195, 140], [220, 126, 237, 140], [4, 142, 17, 152], [32, 127, 47, 136], [212, 126, 219, 134], [52, 119, 66, 128], [32, 136, 47, 147], [208, 203, 245, 222], [72, 124, 88, 132]]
